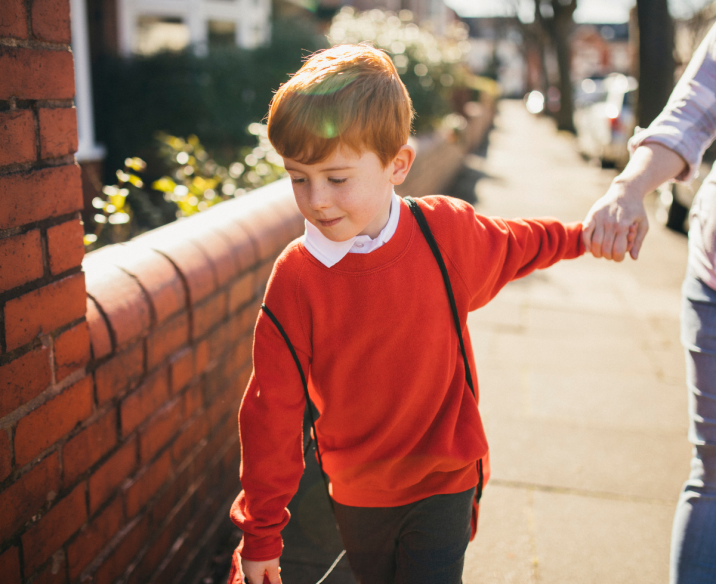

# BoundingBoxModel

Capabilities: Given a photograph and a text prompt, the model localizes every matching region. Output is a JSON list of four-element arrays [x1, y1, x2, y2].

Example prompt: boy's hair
[[267, 44, 414, 167]]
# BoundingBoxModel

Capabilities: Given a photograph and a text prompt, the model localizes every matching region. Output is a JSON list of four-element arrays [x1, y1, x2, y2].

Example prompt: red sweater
[[230, 196, 584, 561]]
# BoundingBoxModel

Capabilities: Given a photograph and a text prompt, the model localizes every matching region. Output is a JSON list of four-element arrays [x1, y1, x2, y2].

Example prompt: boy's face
[[284, 145, 414, 242]]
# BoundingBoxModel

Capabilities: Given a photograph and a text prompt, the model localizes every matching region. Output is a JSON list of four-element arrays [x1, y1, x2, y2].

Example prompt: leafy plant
[[84, 128, 286, 251], [151, 126, 285, 217]]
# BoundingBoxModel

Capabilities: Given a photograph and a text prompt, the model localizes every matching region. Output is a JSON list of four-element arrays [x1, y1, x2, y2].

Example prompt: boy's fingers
[[265, 566, 282, 584], [629, 219, 650, 260], [590, 221, 605, 258], [581, 218, 595, 253]]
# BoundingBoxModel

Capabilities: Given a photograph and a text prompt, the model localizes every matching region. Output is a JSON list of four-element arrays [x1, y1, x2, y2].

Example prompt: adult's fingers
[[629, 218, 650, 260], [599, 227, 618, 261]]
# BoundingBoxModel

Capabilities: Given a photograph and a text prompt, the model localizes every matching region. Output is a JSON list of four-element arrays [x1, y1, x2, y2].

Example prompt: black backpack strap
[[260, 303, 332, 503], [404, 197, 475, 396], [405, 196, 484, 502]]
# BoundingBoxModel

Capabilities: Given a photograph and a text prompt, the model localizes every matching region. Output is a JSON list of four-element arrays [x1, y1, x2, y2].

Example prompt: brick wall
[[0, 2, 304, 582]]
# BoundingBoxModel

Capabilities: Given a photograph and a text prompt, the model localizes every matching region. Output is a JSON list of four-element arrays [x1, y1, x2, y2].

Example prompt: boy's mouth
[[317, 217, 342, 227]]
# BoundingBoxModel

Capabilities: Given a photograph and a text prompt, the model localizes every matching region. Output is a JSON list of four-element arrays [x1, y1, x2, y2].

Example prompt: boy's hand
[[241, 557, 281, 584]]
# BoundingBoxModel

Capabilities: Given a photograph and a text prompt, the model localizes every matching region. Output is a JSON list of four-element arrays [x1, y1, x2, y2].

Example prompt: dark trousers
[[332, 487, 475, 584]]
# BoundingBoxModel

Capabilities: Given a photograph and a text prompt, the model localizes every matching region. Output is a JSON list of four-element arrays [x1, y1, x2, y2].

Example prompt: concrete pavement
[[463, 100, 691, 583]]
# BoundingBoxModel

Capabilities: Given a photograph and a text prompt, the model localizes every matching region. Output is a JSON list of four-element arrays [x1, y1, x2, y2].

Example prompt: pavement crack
[[490, 478, 675, 506]]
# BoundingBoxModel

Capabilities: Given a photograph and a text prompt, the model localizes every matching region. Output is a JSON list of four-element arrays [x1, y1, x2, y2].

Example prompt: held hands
[[581, 178, 647, 262], [241, 557, 281, 584]]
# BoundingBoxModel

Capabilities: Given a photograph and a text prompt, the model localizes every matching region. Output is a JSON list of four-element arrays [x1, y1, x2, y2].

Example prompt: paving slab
[[463, 101, 691, 583]]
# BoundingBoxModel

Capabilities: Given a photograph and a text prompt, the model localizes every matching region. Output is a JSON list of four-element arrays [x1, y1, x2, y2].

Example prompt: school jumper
[[230, 195, 584, 562]]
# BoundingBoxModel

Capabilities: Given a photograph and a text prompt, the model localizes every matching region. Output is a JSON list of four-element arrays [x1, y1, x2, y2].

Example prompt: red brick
[[124, 450, 172, 518], [31, 0, 71, 44], [191, 229, 239, 286], [0, 229, 43, 293], [0, 345, 51, 418], [84, 263, 150, 349], [0, 546, 21, 584], [126, 525, 173, 584], [0, 452, 60, 541], [4, 272, 86, 351], [92, 515, 149, 584], [53, 320, 90, 381], [95, 343, 144, 404], [22, 483, 87, 574], [14, 376, 93, 466], [169, 348, 193, 393], [0, 165, 82, 230], [234, 203, 290, 261], [0, 0, 28, 39], [229, 272, 255, 313], [0, 429, 11, 481], [67, 496, 124, 580], [63, 409, 117, 486], [38, 107, 77, 158], [193, 292, 227, 340], [0, 47, 74, 100], [46, 218, 84, 275], [146, 312, 189, 369], [87, 296, 112, 360], [30, 557, 68, 584], [140, 229, 216, 304], [212, 218, 257, 272], [256, 261, 273, 288], [89, 438, 137, 513], [120, 368, 169, 436], [138, 399, 182, 464], [234, 334, 253, 372], [182, 382, 203, 420], [110, 242, 186, 324], [172, 414, 208, 466], [0, 109, 36, 166], [195, 339, 210, 375]]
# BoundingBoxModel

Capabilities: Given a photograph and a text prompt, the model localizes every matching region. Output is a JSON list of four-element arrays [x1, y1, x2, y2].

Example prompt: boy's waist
[[329, 462, 480, 507]]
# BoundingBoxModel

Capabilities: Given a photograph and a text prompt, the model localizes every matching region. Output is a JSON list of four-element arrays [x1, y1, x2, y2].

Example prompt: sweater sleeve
[[422, 197, 584, 311], [229, 261, 311, 561]]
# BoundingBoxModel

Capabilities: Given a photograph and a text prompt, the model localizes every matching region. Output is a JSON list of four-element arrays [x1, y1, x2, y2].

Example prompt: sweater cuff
[[238, 532, 284, 562], [565, 222, 585, 258]]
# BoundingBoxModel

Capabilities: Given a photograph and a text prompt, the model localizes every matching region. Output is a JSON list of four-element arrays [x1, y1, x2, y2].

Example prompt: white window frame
[[117, 0, 271, 57]]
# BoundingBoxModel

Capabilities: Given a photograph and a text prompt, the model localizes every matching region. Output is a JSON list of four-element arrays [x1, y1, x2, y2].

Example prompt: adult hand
[[241, 557, 281, 584], [582, 178, 648, 261]]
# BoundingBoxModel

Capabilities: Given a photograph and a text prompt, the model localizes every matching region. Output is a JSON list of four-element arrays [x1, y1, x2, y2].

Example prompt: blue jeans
[[670, 275, 716, 584]]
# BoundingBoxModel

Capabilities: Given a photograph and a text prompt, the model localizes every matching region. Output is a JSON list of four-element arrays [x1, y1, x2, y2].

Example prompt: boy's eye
[[328, 178, 347, 184], [290, 177, 306, 184]]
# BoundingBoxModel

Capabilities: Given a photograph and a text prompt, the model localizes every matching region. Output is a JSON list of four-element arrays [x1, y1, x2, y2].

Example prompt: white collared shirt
[[302, 192, 401, 268]]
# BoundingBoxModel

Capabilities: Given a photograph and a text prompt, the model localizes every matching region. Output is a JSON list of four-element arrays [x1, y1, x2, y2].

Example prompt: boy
[[230, 44, 585, 584]]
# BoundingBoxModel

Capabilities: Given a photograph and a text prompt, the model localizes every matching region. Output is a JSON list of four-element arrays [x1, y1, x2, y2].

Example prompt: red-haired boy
[[230, 44, 586, 584]]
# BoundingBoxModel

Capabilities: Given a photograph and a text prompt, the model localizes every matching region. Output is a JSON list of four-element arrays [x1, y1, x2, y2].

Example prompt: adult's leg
[[333, 488, 474, 584], [670, 275, 716, 584]]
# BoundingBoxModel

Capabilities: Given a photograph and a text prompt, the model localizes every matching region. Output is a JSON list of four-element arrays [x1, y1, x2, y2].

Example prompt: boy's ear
[[389, 145, 416, 186]]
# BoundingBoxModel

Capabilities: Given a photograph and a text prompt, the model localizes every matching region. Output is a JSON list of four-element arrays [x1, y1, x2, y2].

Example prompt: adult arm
[[582, 143, 686, 261], [583, 23, 716, 261]]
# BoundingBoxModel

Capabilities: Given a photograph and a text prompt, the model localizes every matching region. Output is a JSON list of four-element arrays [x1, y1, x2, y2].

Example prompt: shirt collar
[[302, 192, 402, 268]]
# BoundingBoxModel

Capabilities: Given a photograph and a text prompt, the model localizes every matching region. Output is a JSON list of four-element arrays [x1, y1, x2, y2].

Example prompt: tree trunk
[[636, 0, 674, 127], [553, 4, 576, 132]]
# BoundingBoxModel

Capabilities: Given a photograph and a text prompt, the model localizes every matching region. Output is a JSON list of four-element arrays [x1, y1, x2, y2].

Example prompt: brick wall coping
[[84, 178, 302, 362]]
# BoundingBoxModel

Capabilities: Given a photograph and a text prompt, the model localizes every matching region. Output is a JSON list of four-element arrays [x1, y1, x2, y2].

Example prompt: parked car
[[574, 73, 637, 168]]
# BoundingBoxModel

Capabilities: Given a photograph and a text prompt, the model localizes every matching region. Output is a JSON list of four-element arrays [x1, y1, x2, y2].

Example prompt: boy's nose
[[307, 186, 331, 210]]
